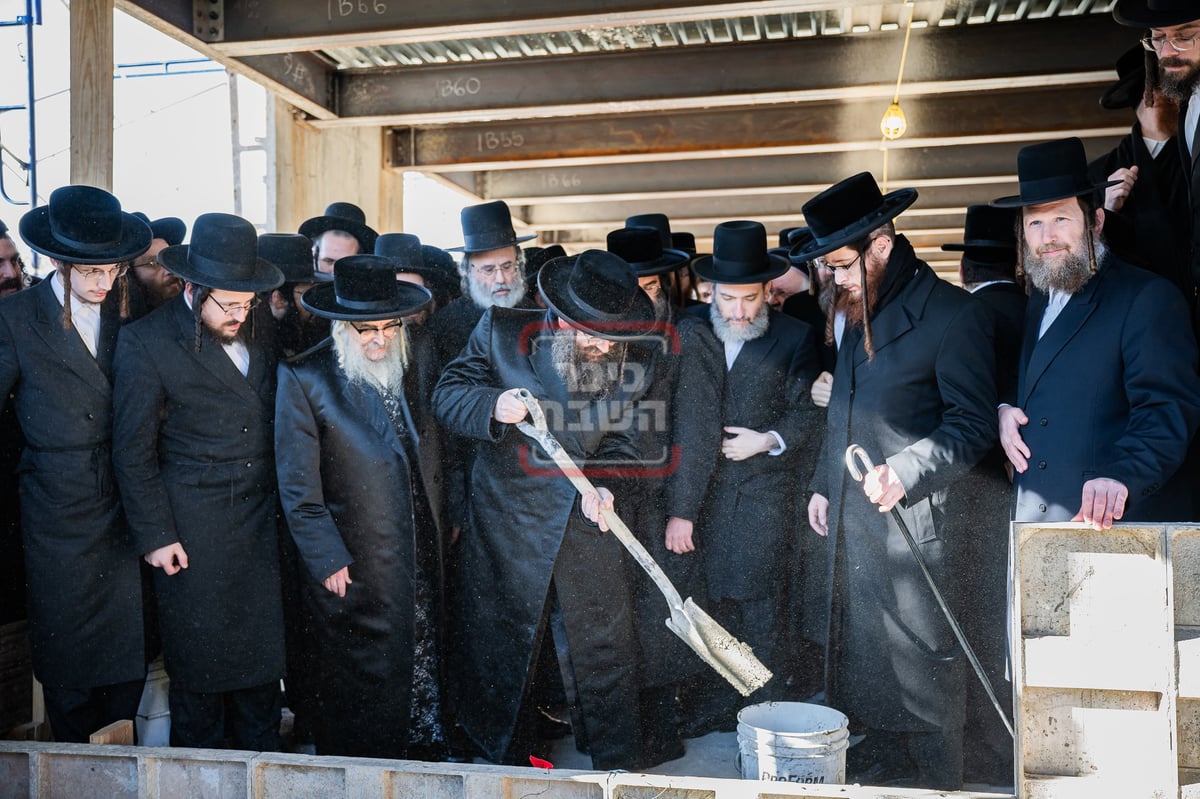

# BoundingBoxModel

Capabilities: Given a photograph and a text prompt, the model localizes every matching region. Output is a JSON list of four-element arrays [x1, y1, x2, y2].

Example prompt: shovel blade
[[664, 598, 773, 697]]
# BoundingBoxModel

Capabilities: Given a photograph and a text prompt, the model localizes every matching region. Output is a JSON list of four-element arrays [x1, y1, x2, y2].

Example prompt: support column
[[272, 99, 403, 237], [70, 0, 114, 189]]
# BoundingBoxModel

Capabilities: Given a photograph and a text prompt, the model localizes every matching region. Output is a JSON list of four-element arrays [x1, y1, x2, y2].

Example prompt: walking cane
[[844, 444, 1014, 739]]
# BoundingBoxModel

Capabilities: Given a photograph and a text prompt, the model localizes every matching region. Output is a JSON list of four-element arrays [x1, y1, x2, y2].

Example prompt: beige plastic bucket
[[736, 701, 849, 785]]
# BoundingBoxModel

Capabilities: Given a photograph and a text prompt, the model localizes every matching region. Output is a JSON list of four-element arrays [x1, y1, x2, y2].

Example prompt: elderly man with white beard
[[996, 137, 1200, 525], [274, 254, 449, 759], [683, 220, 821, 733]]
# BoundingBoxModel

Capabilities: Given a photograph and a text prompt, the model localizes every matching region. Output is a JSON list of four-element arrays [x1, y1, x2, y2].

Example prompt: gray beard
[[1023, 238, 1105, 296], [468, 273, 526, 310], [1159, 58, 1200, 103], [710, 300, 770, 344], [550, 329, 626, 400], [331, 321, 407, 393]]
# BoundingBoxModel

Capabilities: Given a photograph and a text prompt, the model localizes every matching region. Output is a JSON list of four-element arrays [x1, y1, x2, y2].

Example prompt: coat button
[[1040, 418, 1048, 426], [86, 412, 95, 420], [1038, 461, 1046, 470], [1039, 503, 1047, 513], [242, 426, 248, 433], [245, 461, 252, 468]]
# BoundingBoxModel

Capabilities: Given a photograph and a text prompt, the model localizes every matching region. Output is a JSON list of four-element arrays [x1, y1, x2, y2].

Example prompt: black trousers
[[43, 678, 146, 743], [168, 680, 281, 751]]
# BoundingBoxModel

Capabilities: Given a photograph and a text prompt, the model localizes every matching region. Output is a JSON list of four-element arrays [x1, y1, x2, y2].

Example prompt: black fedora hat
[[159, 213, 283, 293], [606, 227, 691, 277], [1100, 45, 1148, 110], [778, 227, 804, 249], [298, 202, 378, 254], [942, 205, 1017, 252], [448, 200, 535, 253], [258, 233, 330, 285], [375, 233, 456, 292], [538, 249, 656, 341], [133, 212, 187, 247], [671, 231, 697, 255], [692, 221, 790, 284], [625, 213, 672, 249], [993, 137, 1121, 208], [1114, 0, 1200, 27], [20, 185, 152, 265], [790, 173, 918, 262], [302, 254, 432, 322], [785, 227, 816, 262]]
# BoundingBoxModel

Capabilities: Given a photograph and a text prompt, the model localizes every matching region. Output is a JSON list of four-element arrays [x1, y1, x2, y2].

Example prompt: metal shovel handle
[[844, 444, 1015, 739]]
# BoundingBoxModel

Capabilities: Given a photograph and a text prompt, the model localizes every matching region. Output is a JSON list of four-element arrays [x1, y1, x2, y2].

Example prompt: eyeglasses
[[350, 319, 403, 337], [1142, 33, 1198, 52], [473, 261, 519, 278], [206, 295, 261, 316], [73, 264, 129, 281], [131, 258, 161, 271], [820, 253, 863, 272]]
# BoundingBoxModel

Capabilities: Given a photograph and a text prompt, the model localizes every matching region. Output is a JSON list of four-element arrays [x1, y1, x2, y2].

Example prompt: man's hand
[[721, 427, 775, 461], [493, 388, 529, 424], [999, 405, 1031, 473], [581, 487, 615, 531], [1104, 166, 1138, 212], [1071, 478, 1129, 530], [323, 566, 353, 597], [808, 493, 829, 537], [811, 371, 834, 408], [145, 542, 189, 575], [664, 516, 695, 554], [862, 464, 906, 513]]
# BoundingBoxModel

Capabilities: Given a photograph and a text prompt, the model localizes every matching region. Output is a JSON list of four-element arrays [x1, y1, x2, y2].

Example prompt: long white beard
[[710, 299, 769, 344], [331, 321, 408, 393]]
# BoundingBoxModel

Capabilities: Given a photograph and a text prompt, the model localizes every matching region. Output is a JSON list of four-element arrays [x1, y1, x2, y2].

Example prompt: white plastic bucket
[[736, 702, 849, 785]]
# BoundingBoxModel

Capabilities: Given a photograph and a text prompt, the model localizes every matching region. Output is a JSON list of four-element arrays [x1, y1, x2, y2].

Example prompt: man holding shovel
[[432, 249, 654, 770], [800, 173, 997, 789]]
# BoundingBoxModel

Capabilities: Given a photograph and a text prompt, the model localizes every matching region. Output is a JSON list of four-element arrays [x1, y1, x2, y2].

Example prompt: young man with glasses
[[0, 186, 153, 742], [112, 213, 289, 751]]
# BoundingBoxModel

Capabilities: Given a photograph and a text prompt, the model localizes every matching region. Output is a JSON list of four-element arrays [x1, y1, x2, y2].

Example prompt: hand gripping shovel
[[845, 444, 1014, 739], [515, 388, 772, 696]]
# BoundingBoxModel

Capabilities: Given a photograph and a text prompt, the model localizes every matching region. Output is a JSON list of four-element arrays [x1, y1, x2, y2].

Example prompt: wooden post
[[70, 0, 115, 189]]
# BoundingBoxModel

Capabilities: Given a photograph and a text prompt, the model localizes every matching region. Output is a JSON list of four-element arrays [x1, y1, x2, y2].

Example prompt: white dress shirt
[[1037, 290, 1072, 340], [51, 272, 100, 358], [1187, 86, 1200, 159]]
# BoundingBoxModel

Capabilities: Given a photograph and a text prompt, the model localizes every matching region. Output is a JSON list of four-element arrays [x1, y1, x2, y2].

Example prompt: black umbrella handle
[[843, 445, 1015, 740]]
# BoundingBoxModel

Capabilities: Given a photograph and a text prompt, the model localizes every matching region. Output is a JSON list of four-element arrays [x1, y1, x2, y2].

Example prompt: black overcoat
[[811, 247, 997, 733], [112, 296, 285, 693], [691, 305, 821, 602], [1013, 256, 1200, 522], [431, 306, 643, 763], [0, 278, 147, 689], [274, 326, 447, 757]]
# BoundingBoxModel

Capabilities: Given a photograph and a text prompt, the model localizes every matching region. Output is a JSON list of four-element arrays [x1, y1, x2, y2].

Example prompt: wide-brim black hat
[[133, 212, 187, 247], [298, 201, 378, 254], [671, 231, 697, 255], [607, 227, 691, 277], [993, 137, 1121, 208], [693, 220, 790, 284], [258, 233, 330, 285], [624, 213, 673, 249], [448, 200, 536, 253], [374, 233, 452, 288], [538, 249, 656, 341], [790, 173, 918, 262], [302, 254, 432, 321], [160, 213, 283, 292], [942, 205, 1017, 252], [20, 185, 152, 265], [1114, 0, 1200, 27], [1100, 45, 1148, 110]]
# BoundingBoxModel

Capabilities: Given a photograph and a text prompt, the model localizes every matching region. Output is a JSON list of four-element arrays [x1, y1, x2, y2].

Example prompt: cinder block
[[501, 776, 603, 799], [40, 751, 138, 799], [382, 769, 466, 799], [149, 755, 249, 798], [256, 761, 346, 799], [0, 751, 29, 799]]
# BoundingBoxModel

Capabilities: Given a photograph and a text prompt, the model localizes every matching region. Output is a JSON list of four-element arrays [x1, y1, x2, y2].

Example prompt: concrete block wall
[[0, 742, 1010, 799]]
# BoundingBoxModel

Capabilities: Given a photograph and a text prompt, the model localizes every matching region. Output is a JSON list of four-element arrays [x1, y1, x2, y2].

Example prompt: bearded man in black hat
[[433, 249, 653, 770], [299, 201, 378, 276], [604, 225, 725, 760], [261, 232, 332, 358], [112, 212, 287, 750], [0, 186, 152, 742], [375, 233, 458, 326], [683, 220, 820, 731], [996, 137, 1200, 526], [1115, 1, 1200, 296], [274, 255, 447, 759], [801, 173, 997, 789], [129, 212, 186, 310], [0, 217, 30, 298]]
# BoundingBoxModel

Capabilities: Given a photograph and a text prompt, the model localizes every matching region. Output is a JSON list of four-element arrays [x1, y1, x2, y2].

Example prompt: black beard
[[1159, 57, 1200, 102], [1022, 239, 1099, 295], [550, 331, 627, 400], [206, 319, 245, 346], [0, 277, 23, 295]]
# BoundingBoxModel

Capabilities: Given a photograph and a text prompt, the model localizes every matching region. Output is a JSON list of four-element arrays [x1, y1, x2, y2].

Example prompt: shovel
[[514, 388, 772, 697], [844, 444, 1014, 739]]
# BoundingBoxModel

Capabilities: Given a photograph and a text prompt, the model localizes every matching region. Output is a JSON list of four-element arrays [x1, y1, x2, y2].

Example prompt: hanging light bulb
[[880, 102, 907, 140]]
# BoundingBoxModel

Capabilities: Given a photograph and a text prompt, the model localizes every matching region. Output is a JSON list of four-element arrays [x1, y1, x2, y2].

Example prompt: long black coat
[[691, 305, 821, 602], [274, 326, 446, 757], [1013, 257, 1200, 522], [0, 278, 147, 689], [812, 246, 997, 733], [432, 307, 643, 763], [112, 296, 285, 693]]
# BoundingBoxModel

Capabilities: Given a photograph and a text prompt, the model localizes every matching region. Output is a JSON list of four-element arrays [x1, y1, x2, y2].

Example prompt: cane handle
[[845, 444, 875, 482]]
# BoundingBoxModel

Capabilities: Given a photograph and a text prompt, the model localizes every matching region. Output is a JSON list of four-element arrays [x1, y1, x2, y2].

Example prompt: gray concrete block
[[382, 770, 465, 799], [0, 751, 29, 799], [40, 751, 138, 799], [148, 755, 249, 799], [256, 760, 346, 799]]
